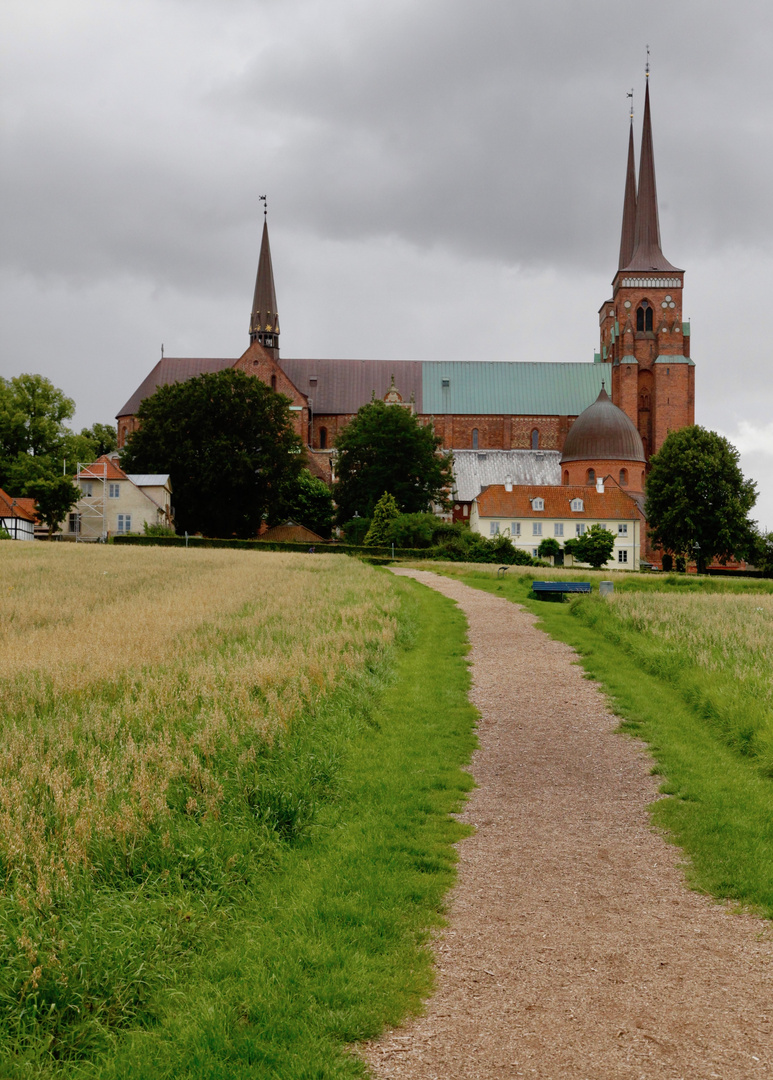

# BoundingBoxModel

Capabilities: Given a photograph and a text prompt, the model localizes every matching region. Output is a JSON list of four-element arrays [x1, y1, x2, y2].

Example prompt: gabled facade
[[65, 455, 172, 540]]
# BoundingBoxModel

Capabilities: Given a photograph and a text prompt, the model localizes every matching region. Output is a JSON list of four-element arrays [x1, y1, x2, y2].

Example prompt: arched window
[[639, 391, 650, 411], [472, 428, 479, 450], [619, 468, 628, 486], [640, 470, 646, 488], [586, 468, 595, 485], [531, 428, 539, 450], [270, 374, 277, 391], [563, 469, 569, 486], [636, 301, 653, 332], [319, 427, 327, 450]]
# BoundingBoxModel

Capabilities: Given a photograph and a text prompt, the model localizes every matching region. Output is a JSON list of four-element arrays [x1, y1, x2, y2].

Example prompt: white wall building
[[470, 479, 643, 570]]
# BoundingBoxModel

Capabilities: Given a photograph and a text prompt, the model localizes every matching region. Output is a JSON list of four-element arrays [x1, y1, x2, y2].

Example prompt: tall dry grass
[[0, 544, 399, 1048]]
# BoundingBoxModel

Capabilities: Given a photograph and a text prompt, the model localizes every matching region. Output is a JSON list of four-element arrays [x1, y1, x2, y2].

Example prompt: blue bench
[[531, 581, 591, 601]]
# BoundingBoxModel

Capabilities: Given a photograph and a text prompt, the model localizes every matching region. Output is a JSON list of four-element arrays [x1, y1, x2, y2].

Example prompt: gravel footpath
[[362, 570, 773, 1080]]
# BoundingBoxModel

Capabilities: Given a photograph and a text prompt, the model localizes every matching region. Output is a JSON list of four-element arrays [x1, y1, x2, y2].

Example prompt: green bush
[[143, 521, 176, 537], [342, 517, 372, 544]]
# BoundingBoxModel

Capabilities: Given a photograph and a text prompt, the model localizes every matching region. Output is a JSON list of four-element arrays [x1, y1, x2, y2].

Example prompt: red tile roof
[[476, 482, 642, 520], [77, 455, 127, 481], [0, 488, 36, 521]]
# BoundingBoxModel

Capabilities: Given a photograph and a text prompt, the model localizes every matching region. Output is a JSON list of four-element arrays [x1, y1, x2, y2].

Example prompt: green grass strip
[[73, 575, 477, 1080], [441, 570, 773, 920]]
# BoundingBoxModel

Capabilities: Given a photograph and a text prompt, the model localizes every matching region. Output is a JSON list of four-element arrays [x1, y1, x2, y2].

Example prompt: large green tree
[[645, 426, 757, 573], [121, 369, 304, 538], [334, 400, 453, 523]]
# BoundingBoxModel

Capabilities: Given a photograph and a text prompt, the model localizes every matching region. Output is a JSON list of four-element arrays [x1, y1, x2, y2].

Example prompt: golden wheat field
[[610, 590, 773, 698], [0, 544, 399, 908]]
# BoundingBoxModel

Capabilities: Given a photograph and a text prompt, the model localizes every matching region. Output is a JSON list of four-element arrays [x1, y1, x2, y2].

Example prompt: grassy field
[[0, 546, 476, 1076], [420, 561, 773, 918]]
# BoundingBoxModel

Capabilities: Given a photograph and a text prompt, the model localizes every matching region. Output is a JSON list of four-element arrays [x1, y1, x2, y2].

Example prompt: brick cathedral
[[117, 77, 694, 507]]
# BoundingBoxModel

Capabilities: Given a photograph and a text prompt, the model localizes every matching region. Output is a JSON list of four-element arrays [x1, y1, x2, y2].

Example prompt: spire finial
[[259, 194, 267, 218], [627, 88, 634, 123], [645, 44, 650, 79], [161, 343, 164, 359]]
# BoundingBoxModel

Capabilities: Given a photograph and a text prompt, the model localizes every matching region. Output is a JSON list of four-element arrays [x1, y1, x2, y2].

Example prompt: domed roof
[[561, 387, 645, 464]]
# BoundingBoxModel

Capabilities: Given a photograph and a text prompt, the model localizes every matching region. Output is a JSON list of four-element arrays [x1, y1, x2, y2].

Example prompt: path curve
[[362, 570, 773, 1079]]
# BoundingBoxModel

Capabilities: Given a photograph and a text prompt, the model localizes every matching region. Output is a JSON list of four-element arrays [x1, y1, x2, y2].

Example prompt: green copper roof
[[421, 362, 613, 416]]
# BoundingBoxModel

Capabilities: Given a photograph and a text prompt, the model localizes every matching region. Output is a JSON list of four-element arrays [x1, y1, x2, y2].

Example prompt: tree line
[[2, 367, 771, 574]]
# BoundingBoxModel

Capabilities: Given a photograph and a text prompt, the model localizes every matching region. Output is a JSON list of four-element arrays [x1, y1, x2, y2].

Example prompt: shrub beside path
[[362, 570, 773, 1079]]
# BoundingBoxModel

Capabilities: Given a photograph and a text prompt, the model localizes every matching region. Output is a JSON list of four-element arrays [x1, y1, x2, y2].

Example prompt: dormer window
[[531, 497, 544, 511], [636, 300, 653, 332], [570, 498, 584, 512]]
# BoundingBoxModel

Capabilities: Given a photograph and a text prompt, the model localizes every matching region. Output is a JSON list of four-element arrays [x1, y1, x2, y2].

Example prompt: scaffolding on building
[[73, 460, 108, 541]]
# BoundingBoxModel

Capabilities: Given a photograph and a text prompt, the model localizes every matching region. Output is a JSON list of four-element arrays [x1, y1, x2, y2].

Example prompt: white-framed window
[[81, 481, 93, 497], [68, 512, 80, 534], [463, 505, 469, 517], [570, 498, 584, 512], [511, 522, 520, 536], [531, 497, 544, 511], [554, 523, 564, 537], [109, 483, 120, 498], [576, 524, 586, 536], [117, 514, 132, 533], [489, 521, 500, 536], [618, 549, 628, 563], [618, 523, 628, 535], [532, 548, 539, 558], [532, 522, 542, 537]]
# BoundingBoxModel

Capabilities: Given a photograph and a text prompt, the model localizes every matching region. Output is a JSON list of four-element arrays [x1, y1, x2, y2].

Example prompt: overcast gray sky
[[3, 0, 773, 527]]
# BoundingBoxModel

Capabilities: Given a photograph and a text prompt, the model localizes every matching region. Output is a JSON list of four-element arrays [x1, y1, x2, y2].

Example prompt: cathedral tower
[[602, 77, 694, 460]]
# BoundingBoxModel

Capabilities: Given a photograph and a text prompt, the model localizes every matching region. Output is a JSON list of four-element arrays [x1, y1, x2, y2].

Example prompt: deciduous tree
[[571, 524, 615, 569], [334, 400, 452, 523], [121, 369, 303, 538], [645, 426, 757, 573]]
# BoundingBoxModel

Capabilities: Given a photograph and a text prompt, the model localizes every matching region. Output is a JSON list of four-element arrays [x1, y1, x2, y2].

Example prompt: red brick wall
[[561, 458, 645, 495], [652, 363, 694, 454]]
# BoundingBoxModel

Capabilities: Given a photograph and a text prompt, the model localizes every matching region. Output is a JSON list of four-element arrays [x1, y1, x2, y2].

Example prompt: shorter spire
[[249, 205, 280, 355], [617, 108, 637, 271]]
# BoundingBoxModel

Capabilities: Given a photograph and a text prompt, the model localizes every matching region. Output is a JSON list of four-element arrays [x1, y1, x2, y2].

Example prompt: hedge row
[[111, 535, 436, 559]]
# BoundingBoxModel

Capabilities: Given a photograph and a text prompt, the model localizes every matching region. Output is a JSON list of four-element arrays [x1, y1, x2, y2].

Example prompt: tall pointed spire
[[249, 205, 280, 357], [622, 79, 681, 273], [617, 117, 638, 271]]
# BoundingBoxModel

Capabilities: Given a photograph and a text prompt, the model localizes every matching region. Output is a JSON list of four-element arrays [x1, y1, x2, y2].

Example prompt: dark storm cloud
[[5, 0, 773, 297]]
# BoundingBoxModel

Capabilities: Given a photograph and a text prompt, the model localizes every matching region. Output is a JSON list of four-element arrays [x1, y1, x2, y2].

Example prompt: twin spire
[[617, 80, 681, 275]]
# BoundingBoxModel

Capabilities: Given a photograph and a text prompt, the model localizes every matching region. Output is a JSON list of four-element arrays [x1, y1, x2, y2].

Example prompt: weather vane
[[627, 87, 634, 122], [645, 44, 650, 78], [259, 194, 267, 218]]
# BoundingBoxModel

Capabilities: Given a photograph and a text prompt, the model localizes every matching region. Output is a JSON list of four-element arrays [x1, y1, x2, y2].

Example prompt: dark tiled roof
[[280, 359, 424, 415], [117, 357, 234, 417]]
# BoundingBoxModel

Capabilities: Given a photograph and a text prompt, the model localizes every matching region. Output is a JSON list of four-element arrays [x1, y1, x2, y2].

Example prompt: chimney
[[596, 478, 604, 494]]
